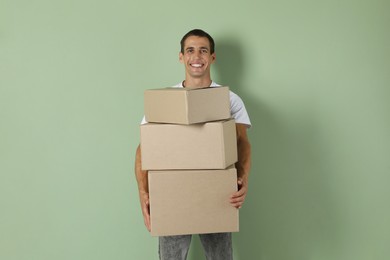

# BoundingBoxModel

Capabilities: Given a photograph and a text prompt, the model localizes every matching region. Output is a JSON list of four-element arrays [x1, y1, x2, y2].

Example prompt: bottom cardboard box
[[148, 167, 239, 236]]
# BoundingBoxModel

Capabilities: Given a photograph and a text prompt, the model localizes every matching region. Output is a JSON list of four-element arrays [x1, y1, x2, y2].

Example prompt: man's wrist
[[238, 175, 249, 184], [139, 190, 149, 196]]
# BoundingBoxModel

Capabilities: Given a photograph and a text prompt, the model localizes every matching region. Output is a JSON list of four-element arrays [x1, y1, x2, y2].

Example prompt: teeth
[[191, 64, 202, 68]]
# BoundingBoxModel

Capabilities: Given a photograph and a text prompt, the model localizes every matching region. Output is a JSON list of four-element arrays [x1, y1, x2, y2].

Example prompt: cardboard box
[[148, 167, 239, 236], [140, 119, 237, 170], [144, 86, 230, 124]]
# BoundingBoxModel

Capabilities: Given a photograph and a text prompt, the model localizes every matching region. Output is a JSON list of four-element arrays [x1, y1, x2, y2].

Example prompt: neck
[[183, 77, 212, 89]]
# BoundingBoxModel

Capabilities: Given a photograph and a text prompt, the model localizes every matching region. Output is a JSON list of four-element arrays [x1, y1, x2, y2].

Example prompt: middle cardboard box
[[141, 119, 237, 170]]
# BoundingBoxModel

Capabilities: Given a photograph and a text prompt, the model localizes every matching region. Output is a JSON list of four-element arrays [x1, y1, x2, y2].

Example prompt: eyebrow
[[185, 46, 209, 51]]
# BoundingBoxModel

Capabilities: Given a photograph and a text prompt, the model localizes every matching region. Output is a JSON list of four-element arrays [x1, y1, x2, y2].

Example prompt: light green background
[[1, 0, 389, 259]]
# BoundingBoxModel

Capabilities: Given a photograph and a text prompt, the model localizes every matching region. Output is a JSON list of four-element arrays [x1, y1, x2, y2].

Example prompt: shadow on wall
[[188, 38, 343, 260]]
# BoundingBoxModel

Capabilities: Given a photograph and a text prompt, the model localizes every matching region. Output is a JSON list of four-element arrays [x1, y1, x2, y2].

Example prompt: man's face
[[179, 36, 216, 79]]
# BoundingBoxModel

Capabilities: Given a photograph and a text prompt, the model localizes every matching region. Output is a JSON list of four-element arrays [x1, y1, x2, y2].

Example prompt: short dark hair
[[180, 29, 215, 54]]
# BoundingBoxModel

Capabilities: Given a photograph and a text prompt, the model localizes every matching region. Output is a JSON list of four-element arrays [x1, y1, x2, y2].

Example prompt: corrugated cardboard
[[140, 119, 237, 170], [148, 167, 239, 236], [144, 86, 230, 124]]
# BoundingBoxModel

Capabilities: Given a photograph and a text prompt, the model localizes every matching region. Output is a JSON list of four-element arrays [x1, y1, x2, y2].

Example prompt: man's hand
[[230, 177, 248, 209], [139, 191, 151, 232], [135, 144, 151, 232]]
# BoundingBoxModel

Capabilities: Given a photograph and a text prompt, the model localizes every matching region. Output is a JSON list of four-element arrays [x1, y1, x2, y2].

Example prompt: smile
[[190, 63, 204, 68]]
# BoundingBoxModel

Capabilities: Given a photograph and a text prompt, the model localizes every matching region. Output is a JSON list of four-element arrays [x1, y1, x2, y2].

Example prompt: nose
[[194, 49, 203, 57], [193, 51, 200, 58]]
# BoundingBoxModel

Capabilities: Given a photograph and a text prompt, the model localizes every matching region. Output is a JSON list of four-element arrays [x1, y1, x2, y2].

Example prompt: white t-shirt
[[141, 81, 251, 128]]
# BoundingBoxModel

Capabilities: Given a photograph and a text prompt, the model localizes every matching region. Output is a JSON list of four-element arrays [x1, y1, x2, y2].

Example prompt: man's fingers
[[231, 201, 243, 209], [230, 195, 245, 204], [142, 200, 150, 214], [230, 185, 246, 208], [138, 192, 151, 232], [141, 199, 151, 232], [144, 215, 151, 232], [231, 186, 246, 199], [145, 200, 150, 212]]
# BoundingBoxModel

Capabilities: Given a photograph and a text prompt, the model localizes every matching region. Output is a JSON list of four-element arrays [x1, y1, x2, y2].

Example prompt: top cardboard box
[[144, 86, 230, 124]]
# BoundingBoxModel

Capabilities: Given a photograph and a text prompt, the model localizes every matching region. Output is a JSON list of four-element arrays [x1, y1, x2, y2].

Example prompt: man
[[135, 29, 251, 260]]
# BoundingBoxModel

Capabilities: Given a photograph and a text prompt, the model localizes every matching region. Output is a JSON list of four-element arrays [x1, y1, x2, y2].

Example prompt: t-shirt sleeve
[[140, 116, 147, 125], [230, 92, 251, 128]]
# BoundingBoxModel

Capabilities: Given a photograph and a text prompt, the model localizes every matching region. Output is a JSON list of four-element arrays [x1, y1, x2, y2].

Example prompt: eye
[[201, 49, 208, 54]]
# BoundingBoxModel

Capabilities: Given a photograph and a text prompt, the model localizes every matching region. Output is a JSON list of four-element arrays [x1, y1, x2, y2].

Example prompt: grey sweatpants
[[159, 233, 232, 260]]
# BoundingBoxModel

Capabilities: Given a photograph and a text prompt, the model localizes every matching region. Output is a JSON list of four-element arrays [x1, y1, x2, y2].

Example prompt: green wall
[[1, 0, 389, 259]]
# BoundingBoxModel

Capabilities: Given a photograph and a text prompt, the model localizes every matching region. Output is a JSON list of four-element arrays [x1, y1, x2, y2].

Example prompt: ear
[[211, 53, 216, 64], [179, 52, 184, 64]]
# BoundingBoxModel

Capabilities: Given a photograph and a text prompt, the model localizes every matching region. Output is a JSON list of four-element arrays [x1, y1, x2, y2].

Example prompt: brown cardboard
[[144, 86, 230, 124], [140, 119, 237, 170], [148, 167, 239, 236]]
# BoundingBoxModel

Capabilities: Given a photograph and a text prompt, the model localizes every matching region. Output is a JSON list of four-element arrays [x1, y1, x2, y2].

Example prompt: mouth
[[190, 62, 204, 68]]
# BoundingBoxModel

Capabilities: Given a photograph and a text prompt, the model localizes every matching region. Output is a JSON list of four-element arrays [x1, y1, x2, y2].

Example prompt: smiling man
[[135, 29, 252, 260], [179, 33, 216, 86]]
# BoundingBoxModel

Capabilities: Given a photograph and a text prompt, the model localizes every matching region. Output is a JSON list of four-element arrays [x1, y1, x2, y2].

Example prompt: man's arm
[[230, 123, 251, 208], [135, 144, 151, 231]]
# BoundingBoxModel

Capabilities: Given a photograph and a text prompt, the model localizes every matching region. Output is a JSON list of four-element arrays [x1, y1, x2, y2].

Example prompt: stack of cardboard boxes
[[140, 86, 239, 236]]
